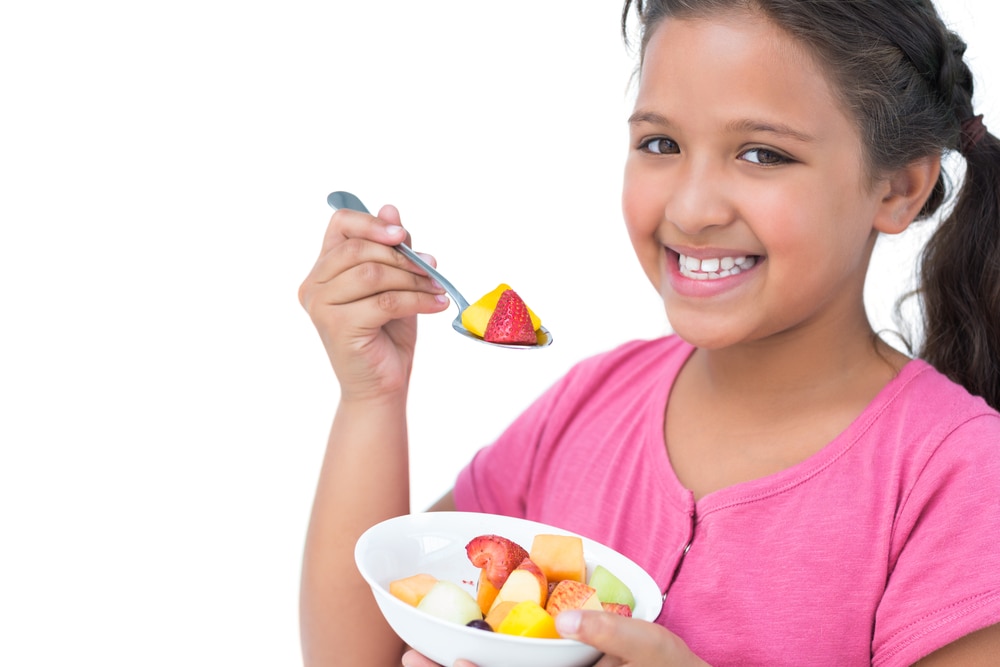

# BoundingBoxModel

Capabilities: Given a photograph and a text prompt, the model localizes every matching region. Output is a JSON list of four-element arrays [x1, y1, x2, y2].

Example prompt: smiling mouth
[[676, 252, 759, 280]]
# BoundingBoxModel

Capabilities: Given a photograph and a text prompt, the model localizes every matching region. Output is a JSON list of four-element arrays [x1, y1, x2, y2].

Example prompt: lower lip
[[663, 249, 761, 299]]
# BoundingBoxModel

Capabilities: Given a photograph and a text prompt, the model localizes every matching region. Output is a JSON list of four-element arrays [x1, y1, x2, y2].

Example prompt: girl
[[298, 0, 1000, 664]]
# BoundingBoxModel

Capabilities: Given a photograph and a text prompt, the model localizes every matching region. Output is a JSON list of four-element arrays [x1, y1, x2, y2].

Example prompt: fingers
[[320, 206, 406, 255], [314, 240, 438, 297], [300, 205, 449, 327], [301, 242, 448, 328], [319, 205, 406, 257], [556, 611, 704, 666], [399, 650, 478, 667], [400, 649, 441, 666]]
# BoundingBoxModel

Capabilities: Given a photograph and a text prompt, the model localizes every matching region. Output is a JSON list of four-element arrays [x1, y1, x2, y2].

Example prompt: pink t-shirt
[[454, 336, 1000, 666]]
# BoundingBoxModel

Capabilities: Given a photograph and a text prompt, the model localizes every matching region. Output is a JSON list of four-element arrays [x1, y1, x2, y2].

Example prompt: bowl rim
[[354, 510, 664, 648]]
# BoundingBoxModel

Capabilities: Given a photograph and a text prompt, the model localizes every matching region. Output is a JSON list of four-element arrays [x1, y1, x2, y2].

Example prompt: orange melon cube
[[529, 534, 587, 583], [388, 573, 438, 607], [476, 568, 500, 615]]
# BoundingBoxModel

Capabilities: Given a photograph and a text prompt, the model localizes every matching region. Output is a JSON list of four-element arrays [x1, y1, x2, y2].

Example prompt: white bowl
[[354, 511, 664, 667]]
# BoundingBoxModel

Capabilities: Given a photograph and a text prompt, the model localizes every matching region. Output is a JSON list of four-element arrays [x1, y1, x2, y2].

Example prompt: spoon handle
[[326, 191, 470, 311]]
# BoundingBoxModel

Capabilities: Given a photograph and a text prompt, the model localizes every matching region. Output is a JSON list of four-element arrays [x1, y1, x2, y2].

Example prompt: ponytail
[[918, 127, 1000, 410]]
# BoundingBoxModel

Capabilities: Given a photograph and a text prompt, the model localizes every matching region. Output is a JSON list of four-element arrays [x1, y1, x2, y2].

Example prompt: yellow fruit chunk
[[388, 573, 438, 607], [495, 600, 560, 639], [530, 534, 587, 584], [461, 283, 541, 337], [484, 600, 518, 630]]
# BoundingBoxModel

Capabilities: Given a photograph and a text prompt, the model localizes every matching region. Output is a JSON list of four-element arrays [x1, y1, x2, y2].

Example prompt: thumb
[[377, 203, 402, 227], [556, 610, 702, 664], [377, 203, 416, 248]]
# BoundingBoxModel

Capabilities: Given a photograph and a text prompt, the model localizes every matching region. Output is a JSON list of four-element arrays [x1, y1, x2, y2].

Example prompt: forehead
[[635, 12, 851, 135]]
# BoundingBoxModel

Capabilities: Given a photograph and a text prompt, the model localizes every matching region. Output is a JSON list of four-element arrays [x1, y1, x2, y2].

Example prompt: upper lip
[[665, 244, 761, 259]]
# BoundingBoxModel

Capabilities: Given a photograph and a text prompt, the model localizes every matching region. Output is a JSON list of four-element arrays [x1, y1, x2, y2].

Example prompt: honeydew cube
[[416, 581, 483, 626], [588, 564, 636, 611]]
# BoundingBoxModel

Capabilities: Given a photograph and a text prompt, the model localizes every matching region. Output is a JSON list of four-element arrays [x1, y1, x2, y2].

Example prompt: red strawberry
[[483, 289, 537, 345], [465, 534, 529, 589]]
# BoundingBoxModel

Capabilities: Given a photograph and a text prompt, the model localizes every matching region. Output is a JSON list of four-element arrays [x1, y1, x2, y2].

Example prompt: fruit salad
[[388, 533, 636, 639], [461, 284, 542, 345]]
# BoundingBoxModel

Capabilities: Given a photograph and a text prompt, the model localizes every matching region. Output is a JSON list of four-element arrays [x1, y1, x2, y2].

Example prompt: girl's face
[[623, 11, 890, 350]]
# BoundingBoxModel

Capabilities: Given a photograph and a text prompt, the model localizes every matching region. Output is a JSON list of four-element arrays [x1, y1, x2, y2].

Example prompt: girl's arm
[[914, 623, 1000, 666], [300, 395, 411, 666], [298, 204, 449, 666]]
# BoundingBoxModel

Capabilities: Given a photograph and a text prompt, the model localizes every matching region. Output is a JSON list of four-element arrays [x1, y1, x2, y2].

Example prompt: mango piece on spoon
[[461, 283, 541, 338]]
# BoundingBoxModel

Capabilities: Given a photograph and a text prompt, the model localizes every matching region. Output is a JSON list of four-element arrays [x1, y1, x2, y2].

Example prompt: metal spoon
[[327, 191, 552, 349]]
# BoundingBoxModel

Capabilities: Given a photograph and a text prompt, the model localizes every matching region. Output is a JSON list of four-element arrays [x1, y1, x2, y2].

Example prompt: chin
[[664, 306, 748, 350]]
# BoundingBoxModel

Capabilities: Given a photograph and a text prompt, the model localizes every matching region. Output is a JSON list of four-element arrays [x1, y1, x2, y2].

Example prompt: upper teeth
[[679, 253, 757, 279]]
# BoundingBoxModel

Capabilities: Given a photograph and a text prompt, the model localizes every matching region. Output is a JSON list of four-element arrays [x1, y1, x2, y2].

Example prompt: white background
[[1, 1, 996, 665]]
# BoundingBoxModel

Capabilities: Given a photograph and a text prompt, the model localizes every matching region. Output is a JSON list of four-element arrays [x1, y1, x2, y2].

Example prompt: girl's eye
[[640, 137, 679, 155], [740, 147, 789, 166]]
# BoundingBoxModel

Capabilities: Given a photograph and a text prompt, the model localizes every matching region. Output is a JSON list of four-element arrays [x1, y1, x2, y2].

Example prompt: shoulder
[[877, 359, 1000, 455], [560, 335, 693, 389], [870, 361, 1000, 666]]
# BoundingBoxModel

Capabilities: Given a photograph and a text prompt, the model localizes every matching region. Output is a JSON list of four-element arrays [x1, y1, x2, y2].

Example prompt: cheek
[[622, 163, 660, 238], [622, 172, 666, 287]]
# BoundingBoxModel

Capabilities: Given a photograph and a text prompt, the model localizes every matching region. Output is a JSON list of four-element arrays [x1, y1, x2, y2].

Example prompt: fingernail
[[434, 294, 449, 304], [385, 225, 404, 237], [416, 251, 436, 266], [556, 610, 582, 636]]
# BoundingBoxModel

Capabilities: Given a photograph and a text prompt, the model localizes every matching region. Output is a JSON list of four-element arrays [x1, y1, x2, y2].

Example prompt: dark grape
[[466, 619, 494, 632]]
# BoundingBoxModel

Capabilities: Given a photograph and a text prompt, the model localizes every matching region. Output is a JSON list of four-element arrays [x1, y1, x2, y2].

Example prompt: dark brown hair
[[622, 0, 1000, 410]]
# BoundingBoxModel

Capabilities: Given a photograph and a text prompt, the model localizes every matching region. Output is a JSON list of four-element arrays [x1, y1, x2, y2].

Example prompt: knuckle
[[340, 237, 366, 261], [297, 277, 318, 310], [388, 245, 411, 270], [376, 290, 401, 313], [357, 261, 384, 286]]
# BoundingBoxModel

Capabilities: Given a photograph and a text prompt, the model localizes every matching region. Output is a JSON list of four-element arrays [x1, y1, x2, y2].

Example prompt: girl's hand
[[400, 650, 475, 667], [298, 204, 449, 402], [556, 611, 711, 667], [399, 612, 710, 667]]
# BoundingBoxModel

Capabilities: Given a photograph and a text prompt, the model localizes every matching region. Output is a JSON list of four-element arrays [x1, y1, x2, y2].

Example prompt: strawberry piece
[[465, 534, 529, 590], [483, 289, 537, 345]]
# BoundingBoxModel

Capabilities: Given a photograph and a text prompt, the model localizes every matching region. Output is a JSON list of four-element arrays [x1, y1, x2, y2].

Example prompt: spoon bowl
[[327, 191, 552, 349]]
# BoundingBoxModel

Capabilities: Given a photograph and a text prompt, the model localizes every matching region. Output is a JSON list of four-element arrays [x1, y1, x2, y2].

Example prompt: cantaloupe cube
[[529, 534, 586, 583], [476, 568, 500, 615], [388, 573, 438, 607]]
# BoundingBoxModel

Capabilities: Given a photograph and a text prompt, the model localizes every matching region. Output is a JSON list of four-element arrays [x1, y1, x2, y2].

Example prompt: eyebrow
[[628, 110, 816, 143], [628, 110, 671, 127], [725, 118, 816, 143]]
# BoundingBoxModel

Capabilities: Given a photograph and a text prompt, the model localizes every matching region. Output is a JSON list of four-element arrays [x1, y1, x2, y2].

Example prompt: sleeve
[[452, 364, 580, 518], [872, 412, 1000, 667]]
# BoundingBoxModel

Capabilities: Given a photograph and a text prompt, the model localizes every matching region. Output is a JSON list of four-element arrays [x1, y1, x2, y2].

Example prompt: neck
[[691, 317, 906, 412]]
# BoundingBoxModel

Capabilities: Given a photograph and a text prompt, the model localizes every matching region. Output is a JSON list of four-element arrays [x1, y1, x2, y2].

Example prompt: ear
[[872, 155, 941, 235]]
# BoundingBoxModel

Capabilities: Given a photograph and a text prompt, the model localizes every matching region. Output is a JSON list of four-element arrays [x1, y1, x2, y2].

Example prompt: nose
[[661, 157, 736, 236]]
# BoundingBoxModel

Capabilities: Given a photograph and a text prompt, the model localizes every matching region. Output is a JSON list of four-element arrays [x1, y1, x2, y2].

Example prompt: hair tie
[[960, 114, 987, 154]]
